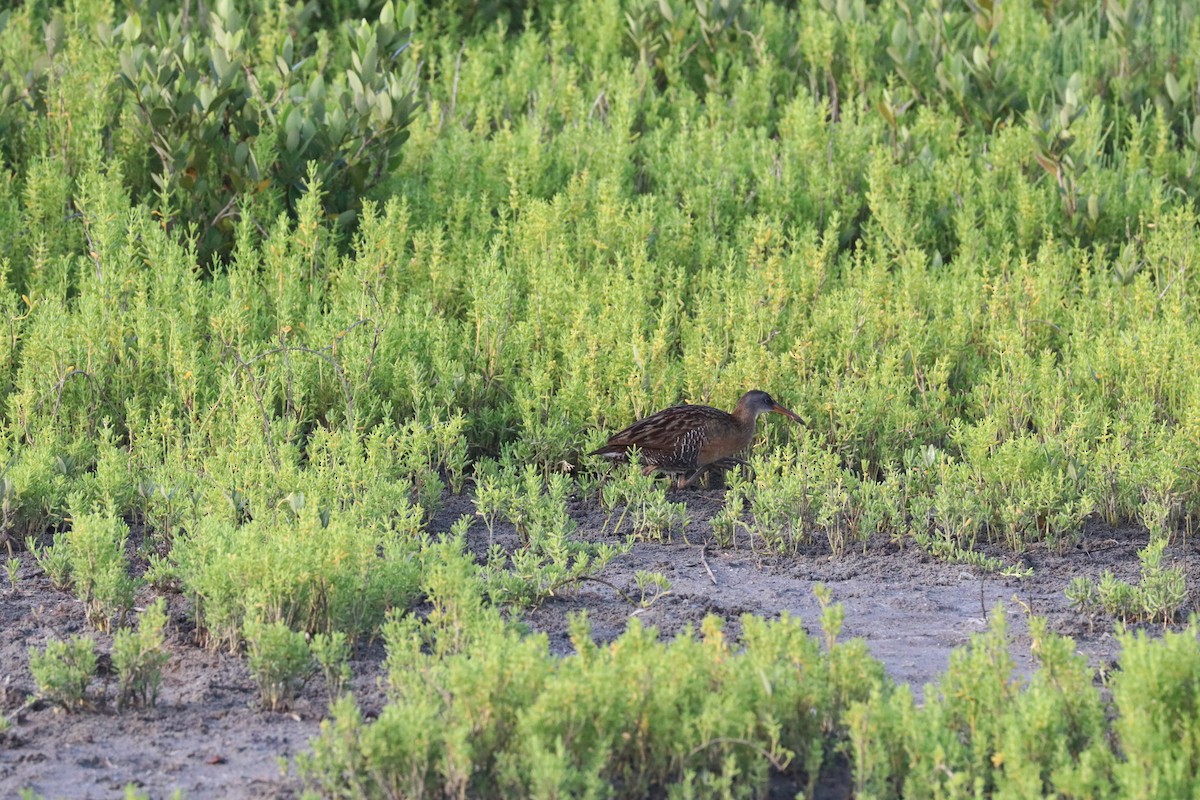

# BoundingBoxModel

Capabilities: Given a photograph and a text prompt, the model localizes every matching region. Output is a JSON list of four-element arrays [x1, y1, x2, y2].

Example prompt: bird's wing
[[602, 405, 727, 448]]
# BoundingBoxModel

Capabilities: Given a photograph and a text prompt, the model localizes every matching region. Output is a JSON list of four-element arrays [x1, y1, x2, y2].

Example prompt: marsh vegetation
[[2, 0, 1200, 796]]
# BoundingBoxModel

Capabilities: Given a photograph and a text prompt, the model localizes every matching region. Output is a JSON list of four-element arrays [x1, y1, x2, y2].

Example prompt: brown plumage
[[589, 390, 804, 487]]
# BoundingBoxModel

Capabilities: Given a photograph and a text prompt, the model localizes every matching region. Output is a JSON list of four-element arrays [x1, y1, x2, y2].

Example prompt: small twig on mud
[[980, 576, 987, 622], [2, 695, 38, 727], [699, 544, 717, 586], [575, 575, 639, 607]]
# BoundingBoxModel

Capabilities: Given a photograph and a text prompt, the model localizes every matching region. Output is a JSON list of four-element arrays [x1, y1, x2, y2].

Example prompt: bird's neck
[[730, 406, 759, 429]]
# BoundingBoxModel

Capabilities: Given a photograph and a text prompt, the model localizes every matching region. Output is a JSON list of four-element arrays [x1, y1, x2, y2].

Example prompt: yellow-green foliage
[[847, 615, 1200, 799], [475, 462, 629, 607], [63, 507, 139, 633], [172, 506, 423, 650], [1, 0, 1199, 558], [1066, 538, 1188, 624], [112, 598, 171, 710], [244, 617, 313, 712], [301, 540, 886, 798], [27, 634, 98, 711], [310, 630, 352, 702], [1113, 623, 1200, 799], [303, 549, 1200, 800], [4, 0, 1200, 791]]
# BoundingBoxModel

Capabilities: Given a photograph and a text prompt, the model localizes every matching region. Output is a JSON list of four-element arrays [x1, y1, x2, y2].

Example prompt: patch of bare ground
[[2, 490, 1196, 798], [0, 549, 389, 800], [517, 494, 1198, 694]]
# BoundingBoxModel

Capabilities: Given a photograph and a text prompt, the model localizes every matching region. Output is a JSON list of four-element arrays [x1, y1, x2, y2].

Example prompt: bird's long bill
[[771, 403, 805, 423]]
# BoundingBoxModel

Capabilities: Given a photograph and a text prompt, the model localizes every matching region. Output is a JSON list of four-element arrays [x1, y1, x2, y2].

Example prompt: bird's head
[[739, 390, 805, 424]]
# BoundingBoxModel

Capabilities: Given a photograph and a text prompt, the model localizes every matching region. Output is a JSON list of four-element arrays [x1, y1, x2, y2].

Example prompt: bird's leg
[[705, 466, 726, 490], [734, 458, 756, 481], [690, 458, 753, 490], [712, 457, 752, 481], [592, 466, 613, 499], [640, 463, 691, 489]]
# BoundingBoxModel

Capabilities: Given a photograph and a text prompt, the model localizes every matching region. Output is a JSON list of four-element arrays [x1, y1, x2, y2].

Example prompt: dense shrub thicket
[[1, 0, 1197, 554], [5, 1, 1200, 795]]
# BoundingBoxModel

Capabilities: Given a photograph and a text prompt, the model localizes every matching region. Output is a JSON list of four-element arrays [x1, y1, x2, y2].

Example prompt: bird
[[589, 390, 804, 488]]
